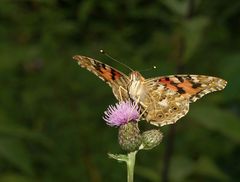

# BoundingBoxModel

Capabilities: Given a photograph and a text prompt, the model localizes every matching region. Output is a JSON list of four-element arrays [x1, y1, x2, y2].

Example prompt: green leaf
[[135, 165, 161, 182], [0, 123, 51, 149], [0, 110, 51, 148], [108, 153, 128, 163], [0, 173, 36, 182], [169, 156, 229, 181], [183, 17, 209, 62], [188, 104, 240, 142], [219, 54, 240, 101], [77, 0, 95, 23], [162, 0, 188, 16], [169, 156, 194, 182], [195, 157, 230, 181], [0, 138, 33, 174]]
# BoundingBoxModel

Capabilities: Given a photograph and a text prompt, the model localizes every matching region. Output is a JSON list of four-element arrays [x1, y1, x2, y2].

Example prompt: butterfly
[[73, 55, 227, 127]]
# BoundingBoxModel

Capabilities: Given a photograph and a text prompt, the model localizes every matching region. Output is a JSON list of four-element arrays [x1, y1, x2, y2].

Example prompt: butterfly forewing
[[149, 75, 227, 103], [73, 55, 130, 101]]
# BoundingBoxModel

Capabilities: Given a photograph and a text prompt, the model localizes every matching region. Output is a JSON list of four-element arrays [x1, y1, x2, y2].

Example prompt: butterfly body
[[128, 71, 148, 102], [73, 55, 227, 127]]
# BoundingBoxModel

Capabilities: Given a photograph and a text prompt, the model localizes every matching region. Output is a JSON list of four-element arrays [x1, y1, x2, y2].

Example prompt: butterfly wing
[[154, 75, 227, 103], [73, 55, 130, 101], [142, 75, 227, 126], [142, 81, 189, 126]]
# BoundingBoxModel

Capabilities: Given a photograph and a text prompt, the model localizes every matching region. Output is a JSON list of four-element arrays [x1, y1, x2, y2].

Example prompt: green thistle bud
[[141, 129, 163, 150], [118, 122, 142, 152]]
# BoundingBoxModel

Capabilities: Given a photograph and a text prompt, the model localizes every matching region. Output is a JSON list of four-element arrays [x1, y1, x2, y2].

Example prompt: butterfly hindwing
[[140, 78, 189, 126], [141, 74, 227, 126], [73, 55, 130, 101]]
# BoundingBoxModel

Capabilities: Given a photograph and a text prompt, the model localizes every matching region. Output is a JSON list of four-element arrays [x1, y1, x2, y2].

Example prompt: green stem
[[127, 151, 137, 182], [108, 151, 138, 182]]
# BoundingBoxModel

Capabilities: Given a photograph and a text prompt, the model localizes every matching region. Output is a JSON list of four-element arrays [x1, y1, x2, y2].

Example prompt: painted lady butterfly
[[73, 55, 227, 127]]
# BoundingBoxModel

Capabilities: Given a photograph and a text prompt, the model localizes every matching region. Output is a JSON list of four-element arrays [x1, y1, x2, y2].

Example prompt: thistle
[[103, 100, 163, 182], [103, 100, 142, 152]]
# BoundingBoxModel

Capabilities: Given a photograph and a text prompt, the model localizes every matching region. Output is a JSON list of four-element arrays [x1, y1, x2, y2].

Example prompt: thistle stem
[[127, 151, 137, 182]]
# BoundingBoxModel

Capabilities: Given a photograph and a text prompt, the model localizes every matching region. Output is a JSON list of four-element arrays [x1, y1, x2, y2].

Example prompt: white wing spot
[[158, 99, 169, 107]]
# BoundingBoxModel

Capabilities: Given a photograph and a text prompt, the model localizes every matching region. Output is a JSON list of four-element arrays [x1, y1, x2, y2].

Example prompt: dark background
[[1, 0, 240, 181]]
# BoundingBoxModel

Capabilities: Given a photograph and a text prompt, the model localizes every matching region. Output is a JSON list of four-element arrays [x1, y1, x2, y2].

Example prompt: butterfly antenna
[[100, 49, 134, 72]]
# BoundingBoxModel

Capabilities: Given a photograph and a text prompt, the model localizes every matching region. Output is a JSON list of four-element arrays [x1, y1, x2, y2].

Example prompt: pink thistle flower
[[103, 100, 140, 127]]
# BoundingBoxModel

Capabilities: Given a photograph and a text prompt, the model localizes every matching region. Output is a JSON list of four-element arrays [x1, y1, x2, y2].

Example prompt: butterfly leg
[[128, 96, 148, 121], [138, 106, 148, 120], [118, 86, 127, 101], [130, 99, 148, 121], [126, 96, 141, 121]]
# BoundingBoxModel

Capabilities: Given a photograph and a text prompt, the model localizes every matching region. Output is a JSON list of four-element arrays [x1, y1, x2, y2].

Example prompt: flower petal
[[103, 100, 140, 127]]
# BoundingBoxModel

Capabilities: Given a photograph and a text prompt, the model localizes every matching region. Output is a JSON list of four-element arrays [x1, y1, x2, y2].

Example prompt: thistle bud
[[118, 122, 142, 152], [141, 129, 163, 150]]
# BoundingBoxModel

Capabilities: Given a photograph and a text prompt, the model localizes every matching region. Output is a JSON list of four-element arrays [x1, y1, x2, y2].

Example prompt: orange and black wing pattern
[[73, 55, 130, 101], [156, 75, 227, 103]]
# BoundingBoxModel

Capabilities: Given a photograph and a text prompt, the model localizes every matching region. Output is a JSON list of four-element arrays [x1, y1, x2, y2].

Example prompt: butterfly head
[[128, 71, 146, 101], [129, 71, 144, 82]]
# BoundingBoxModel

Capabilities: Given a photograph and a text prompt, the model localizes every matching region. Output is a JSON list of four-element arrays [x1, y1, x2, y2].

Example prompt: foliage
[[0, 0, 240, 181]]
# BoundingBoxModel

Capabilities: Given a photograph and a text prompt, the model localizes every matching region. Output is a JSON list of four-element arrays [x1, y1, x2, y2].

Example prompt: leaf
[[169, 156, 229, 181], [0, 123, 51, 149], [135, 165, 161, 182], [195, 157, 230, 181], [183, 17, 210, 62], [162, 0, 188, 16], [219, 54, 240, 101], [188, 104, 240, 142], [77, 0, 95, 23], [108, 153, 128, 163], [0, 110, 51, 148], [0, 173, 36, 182], [169, 156, 194, 182], [0, 138, 33, 175]]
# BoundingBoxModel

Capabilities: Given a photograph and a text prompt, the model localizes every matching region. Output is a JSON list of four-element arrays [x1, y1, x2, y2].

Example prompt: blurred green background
[[1, 0, 240, 181]]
